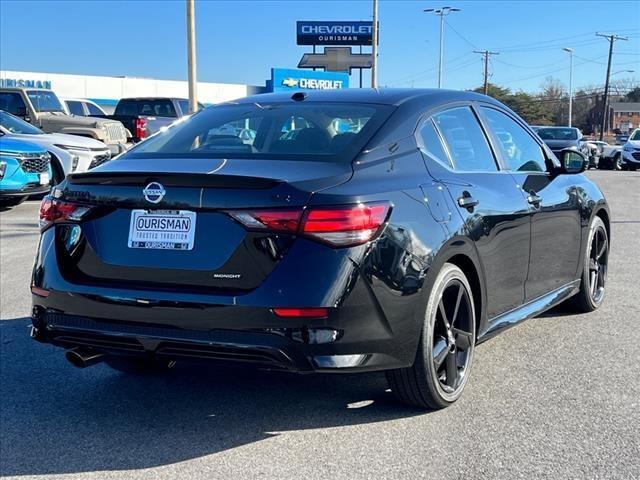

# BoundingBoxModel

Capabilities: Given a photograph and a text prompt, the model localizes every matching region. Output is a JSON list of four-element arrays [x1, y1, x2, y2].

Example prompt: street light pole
[[424, 6, 461, 89], [371, 0, 379, 88], [186, 0, 198, 113], [563, 48, 573, 127]]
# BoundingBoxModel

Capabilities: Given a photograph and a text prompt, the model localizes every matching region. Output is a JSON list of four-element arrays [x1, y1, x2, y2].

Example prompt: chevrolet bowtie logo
[[282, 78, 299, 87]]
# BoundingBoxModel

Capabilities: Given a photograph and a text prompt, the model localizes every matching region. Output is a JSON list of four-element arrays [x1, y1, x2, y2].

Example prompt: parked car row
[[0, 87, 199, 208], [0, 87, 127, 155], [530, 125, 634, 170], [0, 111, 111, 184]]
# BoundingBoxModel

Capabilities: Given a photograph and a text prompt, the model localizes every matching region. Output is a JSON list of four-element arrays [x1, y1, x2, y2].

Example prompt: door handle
[[527, 192, 542, 206], [457, 192, 479, 209]]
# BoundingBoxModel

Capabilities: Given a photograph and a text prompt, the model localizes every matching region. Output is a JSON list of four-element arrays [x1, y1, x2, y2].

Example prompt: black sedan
[[30, 89, 610, 409]]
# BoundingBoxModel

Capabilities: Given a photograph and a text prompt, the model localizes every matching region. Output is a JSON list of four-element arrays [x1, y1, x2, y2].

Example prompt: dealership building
[[0, 68, 349, 113]]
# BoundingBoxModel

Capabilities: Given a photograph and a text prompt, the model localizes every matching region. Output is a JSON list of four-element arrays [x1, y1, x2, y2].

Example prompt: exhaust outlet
[[65, 348, 104, 368]]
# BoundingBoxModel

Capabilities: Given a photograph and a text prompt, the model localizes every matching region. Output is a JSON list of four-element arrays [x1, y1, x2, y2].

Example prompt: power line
[[444, 18, 478, 49], [474, 50, 500, 94]]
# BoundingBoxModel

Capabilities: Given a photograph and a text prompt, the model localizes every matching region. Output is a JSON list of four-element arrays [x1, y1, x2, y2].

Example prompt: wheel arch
[[594, 206, 610, 242], [428, 237, 487, 338]]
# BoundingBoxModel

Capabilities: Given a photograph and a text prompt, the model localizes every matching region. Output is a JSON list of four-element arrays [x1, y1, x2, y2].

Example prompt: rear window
[[115, 99, 177, 118], [536, 128, 579, 140], [123, 102, 393, 162]]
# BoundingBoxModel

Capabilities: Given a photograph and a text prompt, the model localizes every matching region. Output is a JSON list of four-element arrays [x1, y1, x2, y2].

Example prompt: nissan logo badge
[[143, 182, 166, 204]]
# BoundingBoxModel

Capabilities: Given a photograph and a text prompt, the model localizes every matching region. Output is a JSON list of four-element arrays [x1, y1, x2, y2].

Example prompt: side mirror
[[558, 148, 586, 174], [16, 106, 31, 123]]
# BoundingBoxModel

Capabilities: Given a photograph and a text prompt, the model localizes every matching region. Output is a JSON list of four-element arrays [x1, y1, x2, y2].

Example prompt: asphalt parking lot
[[1, 170, 639, 480]]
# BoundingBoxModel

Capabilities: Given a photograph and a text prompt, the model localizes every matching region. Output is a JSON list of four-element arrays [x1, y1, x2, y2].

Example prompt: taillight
[[227, 202, 390, 247], [228, 209, 301, 233], [135, 118, 147, 139], [301, 203, 390, 247], [39, 196, 92, 231]]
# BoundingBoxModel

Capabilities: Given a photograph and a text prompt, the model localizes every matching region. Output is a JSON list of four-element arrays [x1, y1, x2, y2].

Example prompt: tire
[[0, 196, 27, 207], [568, 216, 608, 313], [386, 263, 476, 409], [613, 153, 622, 171], [105, 356, 175, 375]]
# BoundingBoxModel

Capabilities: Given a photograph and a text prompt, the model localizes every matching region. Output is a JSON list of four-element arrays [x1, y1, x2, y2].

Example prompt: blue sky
[[1, 0, 638, 93]]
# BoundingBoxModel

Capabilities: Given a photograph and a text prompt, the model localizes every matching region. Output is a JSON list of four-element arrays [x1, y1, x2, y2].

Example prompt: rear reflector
[[272, 308, 328, 319], [39, 196, 92, 231], [227, 202, 390, 247]]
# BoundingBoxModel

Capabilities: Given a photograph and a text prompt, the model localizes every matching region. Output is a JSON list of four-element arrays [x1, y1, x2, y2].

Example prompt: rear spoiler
[[67, 171, 281, 189]]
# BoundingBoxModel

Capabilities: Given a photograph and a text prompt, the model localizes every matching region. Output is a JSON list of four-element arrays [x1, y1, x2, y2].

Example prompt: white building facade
[[0, 70, 264, 111]]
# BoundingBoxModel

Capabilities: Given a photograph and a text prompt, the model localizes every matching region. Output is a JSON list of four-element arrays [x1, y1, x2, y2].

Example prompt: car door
[[418, 105, 531, 320], [477, 106, 582, 301]]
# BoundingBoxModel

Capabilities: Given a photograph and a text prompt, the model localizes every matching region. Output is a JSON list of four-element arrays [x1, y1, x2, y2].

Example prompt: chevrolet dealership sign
[[296, 21, 374, 46], [267, 68, 349, 93]]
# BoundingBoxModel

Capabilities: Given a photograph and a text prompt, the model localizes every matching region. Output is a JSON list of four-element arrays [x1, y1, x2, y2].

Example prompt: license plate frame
[[128, 209, 197, 251]]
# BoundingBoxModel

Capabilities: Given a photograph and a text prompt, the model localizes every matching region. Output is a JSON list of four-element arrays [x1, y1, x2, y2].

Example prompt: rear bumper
[[30, 228, 426, 373], [30, 305, 408, 373]]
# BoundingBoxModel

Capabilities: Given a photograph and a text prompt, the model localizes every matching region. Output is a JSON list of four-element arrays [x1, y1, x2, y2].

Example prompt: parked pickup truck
[[99, 97, 203, 143], [0, 87, 128, 155]]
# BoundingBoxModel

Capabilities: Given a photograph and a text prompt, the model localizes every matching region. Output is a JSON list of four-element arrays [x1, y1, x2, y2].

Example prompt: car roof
[[231, 88, 499, 108], [0, 87, 53, 92], [118, 97, 188, 102], [61, 97, 100, 104]]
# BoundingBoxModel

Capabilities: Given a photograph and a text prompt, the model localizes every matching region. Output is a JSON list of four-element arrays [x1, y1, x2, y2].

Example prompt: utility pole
[[371, 0, 378, 88], [474, 50, 499, 95], [186, 0, 198, 113], [424, 7, 461, 88], [596, 33, 628, 140], [563, 48, 573, 127]]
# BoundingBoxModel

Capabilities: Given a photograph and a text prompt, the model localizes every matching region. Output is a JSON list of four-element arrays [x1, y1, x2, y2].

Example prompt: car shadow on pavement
[[0, 317, 425, 476]]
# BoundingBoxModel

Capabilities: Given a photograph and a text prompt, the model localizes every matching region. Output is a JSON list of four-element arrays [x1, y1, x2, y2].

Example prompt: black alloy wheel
[[432, 279, 474, 394], [569, 216, 608, 312], [387, 263, 476, 409], [588, 222, 608, 305]]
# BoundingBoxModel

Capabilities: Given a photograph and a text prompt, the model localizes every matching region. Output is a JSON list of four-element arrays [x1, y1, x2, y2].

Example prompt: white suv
[[621, 129, 640, 171], [0, 110, 111, 185]]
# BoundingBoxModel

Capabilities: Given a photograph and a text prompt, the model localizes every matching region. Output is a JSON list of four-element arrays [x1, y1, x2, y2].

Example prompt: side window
[[433, 107, 497, 172], [86, 103, 104, 116], [418, 119, 453, 169], [0, 92, 27, 116], [481, 107, 547, 172], [178, 100, 189, 115], [66, 101, 85, 116]]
